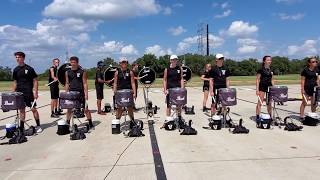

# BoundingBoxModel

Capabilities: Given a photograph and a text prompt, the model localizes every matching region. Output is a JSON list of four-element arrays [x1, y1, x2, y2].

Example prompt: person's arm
[[163, 68, 168, 95], [301, 76, 305, 94], [12, 80, 17, 91], [130, 71, 136, 98], [226, 77, 230, 88], [256, 73, 261, 95], [271, 73, 275, 86], [50, 67, 58, 82], [83, 71, 89, 100], [180, 67, 184, 88], [317, 74, 320, 86], [209, 78, 214, 96], [65, 72, 69, 92], [113, 71, 118, 93], [33, 78, 39, 99], [200, 74, 211, 81]]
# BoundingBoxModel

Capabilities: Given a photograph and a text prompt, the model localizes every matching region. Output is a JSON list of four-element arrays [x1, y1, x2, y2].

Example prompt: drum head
[[182, 66, 192, 82], [104, 66, 119, 88], [57, 63, 71, 86], [138, 67, 156, 85]]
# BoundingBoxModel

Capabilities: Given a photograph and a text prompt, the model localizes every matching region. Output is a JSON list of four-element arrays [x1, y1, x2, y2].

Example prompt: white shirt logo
[[25, 69, 28, 74], [221, 70, 226, 75], [77, 73, 80, 77], [126, 73, 129, 76], [177, 70, 180, 73]]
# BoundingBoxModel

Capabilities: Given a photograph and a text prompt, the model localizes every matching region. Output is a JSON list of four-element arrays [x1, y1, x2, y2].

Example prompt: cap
[[170, 55, 178, 60], [119, 57, 128, 63], [215, 53, 224, 59]]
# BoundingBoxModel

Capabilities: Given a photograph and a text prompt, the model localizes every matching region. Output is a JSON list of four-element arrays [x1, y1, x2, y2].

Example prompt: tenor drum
[[218, 88, 237, 106], [1, 92, 25, 111], [268, 86, 288, 102], [182, 66, 192, 82], [138, 67, 156, 85], [314, 87, 320, 103], [59, 91, 81, 109], [115, 89, 134, 107], [169, 88, 187, 106], [104, 66, 119, 88]]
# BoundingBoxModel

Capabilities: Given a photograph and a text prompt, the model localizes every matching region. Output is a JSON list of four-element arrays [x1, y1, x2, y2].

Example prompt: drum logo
[[144, 69, 150, 73], [176, 96, 185, 101], [4, 101, 14, 106], [121, 98, 130, 103], [64, 100, 74, 105], [280, 93, 287, 98], [226, 97, 235, 102]]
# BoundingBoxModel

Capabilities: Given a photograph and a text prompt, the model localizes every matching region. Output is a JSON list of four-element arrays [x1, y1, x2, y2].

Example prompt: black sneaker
[[51, 113, 59, 118]]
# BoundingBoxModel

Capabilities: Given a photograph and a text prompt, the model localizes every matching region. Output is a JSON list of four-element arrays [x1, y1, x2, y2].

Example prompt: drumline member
[[209, 53, 230, 114], [256, 56, 274, 121], [200, 63, 212, 112], [162, 55, 184, 126], [113, 57, 136, 123], [131, 63, 139, 110], [12, 52, 42, 133], [95, 61, 106, 115], [300, 57, 320, 120], [65, 56, 94, 128], [49, 58, 61, 118]]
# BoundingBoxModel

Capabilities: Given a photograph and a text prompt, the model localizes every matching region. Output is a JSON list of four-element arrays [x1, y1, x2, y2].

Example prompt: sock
[[55, 108, 58, 113], [88, 119, 93, 127], [52, 111, 55, 114], [35, 119, 40, 126], [256, 115, 259, 120], [20, 121, 25, 131]]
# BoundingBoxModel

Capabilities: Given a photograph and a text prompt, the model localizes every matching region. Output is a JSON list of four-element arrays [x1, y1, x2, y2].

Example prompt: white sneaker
[[36, 126, 43, 133]]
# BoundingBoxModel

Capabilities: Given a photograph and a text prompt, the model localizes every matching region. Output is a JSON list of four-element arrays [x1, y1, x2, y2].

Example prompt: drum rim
[[1, 92, 24, 95], [104, 66, 119, 88], [138, 67, 156, 85], [182, 66, 192, 82]]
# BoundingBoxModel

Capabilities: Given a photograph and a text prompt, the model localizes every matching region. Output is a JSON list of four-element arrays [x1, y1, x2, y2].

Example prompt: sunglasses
[[311, 61, 318, 63]]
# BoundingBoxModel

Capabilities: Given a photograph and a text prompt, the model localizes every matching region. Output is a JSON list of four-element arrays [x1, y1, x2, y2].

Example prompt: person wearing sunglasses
[[300, 57, 320, 120]]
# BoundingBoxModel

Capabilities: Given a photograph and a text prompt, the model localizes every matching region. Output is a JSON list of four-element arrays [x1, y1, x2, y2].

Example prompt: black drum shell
[[59, 91, 81, 109], [268, 86, 288, 102], [115, 89, 134, 107], [104, 66, 119, 88], [315, 87, 320, 103], [1, 92, 25, 111], [182, 66, 192, 82], [169, 88, 187, 106], [57, 63, 71, 86], [138, 67, 156, 85], [218, 88, 237, 106]]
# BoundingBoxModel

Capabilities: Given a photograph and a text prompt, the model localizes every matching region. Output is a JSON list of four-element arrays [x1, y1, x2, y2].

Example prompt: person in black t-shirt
[[49, 58, 60, 118], [200, 63, 212, 112], [65, 56, 93, 128], [95, 61, 106, 115], [255, 55, 274, 121], [300, 57, 319, 119], [162, 55, 184, 125], [209, 53, 230, 114], [113, 57, 136, 121], [12, 51, 42, 133]]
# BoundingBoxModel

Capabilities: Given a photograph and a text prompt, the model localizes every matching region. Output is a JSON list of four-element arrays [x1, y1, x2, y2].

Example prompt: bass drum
[[138, 67, 156, 86], [57, 63, 83, 86], [182, 66, 192, 82], [104, 66, 119, 88]]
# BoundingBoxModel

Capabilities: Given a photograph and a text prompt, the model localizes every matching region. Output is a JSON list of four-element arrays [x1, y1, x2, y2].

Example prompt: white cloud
[[168, 26, 187, 36], [221, 2, 229, 9], [121, 44, 138, 55], [43, 0, 161, 19], [177, 34, 224, 53], [237, 38, 260, 54], [222, 20, 258, 37], [173, 3, 183, 8], [278, 13, 305, 20], [275, 0, 301, 4], [145, 45, 172, 56], [163, 7, 172, 15], [214, 9, 231, 18], [288, 40, 318, 56]]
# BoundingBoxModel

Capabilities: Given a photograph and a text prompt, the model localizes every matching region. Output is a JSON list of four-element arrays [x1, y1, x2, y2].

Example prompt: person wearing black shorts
[[256, 55, 274, 121], [209, 53, 230, 115], [12, 51, 42, 133], [95, 61, 106, 115], [49, 58, 60, 118], [162, 55, 184, 126], [300, 57, 319, 119], [200, 63, 212, 112], [65, 56, 93, 128]]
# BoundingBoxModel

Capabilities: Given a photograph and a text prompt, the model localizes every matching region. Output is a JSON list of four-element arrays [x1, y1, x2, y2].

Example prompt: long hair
[[307, 57, 316, 68], [262, 55, 271, 68]]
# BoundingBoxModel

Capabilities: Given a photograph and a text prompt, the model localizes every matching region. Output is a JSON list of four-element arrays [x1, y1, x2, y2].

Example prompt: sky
[[0, 0, 319, 72]]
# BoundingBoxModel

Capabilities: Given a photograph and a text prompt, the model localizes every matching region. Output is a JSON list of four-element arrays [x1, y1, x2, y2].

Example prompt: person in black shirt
[[163, 55, 184, 125], [95, 61, 106, 115], [49, 58, 60, 118], [113, 57, 136, 121], [209, 53, 230, 114], [300, 57, 319, 119], [65, 56, 93, 128], [256, 55, 274, 121], [12, 51, 42, 133], [200, 63, 212, 112]]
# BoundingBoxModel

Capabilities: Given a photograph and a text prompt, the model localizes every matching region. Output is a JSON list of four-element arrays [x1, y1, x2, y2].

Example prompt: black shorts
[[305, 89, 314, 97], [50, 84, 59, 99], [23, 92, 36, 108], [95, 84, 104, 100], [259, 83, 271, 92], [203, 86, 209, 92]]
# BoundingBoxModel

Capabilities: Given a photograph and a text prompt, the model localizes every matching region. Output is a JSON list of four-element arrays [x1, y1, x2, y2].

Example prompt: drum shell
[[169, 88, 187, 106], [315, 87, 320, 103], [115, 89, 134, 107], [218, 88, 237, 106], [182, 66, 192, 82], [59, 91, 81, 109], [104, 66, 118, 88], [138, 67, 156, 85], [1, 92, 25, 111], [268, 86, 288, 102]]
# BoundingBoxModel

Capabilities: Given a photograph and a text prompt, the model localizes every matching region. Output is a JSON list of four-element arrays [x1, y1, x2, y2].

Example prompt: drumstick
[[257, 95, 263, 105], [46, 80, 57, 86], [31, 99, 37, 109], [302, 94, 308, 103]]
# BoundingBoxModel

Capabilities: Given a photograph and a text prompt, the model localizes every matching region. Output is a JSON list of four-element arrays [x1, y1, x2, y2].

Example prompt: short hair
[[14, 52, 25, 58], [69, 56, 79, 63], [53, 58, 60, 62]]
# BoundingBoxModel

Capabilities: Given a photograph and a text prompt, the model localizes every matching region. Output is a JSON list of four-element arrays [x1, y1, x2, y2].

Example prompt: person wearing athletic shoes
[[49, 58, 60, 118], [201, 63, 212, 112], [95, 61, 106, 115]]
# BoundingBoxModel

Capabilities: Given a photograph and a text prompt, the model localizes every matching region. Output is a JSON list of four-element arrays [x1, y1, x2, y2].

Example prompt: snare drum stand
[[69, 108, 87, 133], [143, 87, 155, 123], [271, 100, 283, 128]]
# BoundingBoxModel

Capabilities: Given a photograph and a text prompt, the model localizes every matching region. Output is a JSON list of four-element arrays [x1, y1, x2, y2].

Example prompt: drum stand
[[143, 87, 157, 123], [69, 108, 89, 133], [271, 100, 284, 128], [169, 105, 185, 132], [211, 94, 230, 128]]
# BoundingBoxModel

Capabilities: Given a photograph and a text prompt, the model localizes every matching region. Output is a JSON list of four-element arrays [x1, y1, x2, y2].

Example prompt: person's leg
[[203, 90, 209, 111], [256, 92, 265, 119], [19, 108, 26, 131], [66, 109, 72, 124], [300, 94, 309, 118], [311, 95, 316, 112], [84, 101, 93, 128], [116, 106, 124, 119], [97, 99, 102, 113], [128, 107, 134, 120]]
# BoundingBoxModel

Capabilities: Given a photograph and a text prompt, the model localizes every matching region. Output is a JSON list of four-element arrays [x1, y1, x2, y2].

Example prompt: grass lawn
[[0, 74, 300, 91]]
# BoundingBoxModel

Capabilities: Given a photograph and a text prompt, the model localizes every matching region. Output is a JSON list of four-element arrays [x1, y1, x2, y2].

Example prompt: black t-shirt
[[117, 69, 132, 90], [257, 67, 273, 87], [95, 69, 104, 86], [201, 70, 211, 87], [301, 67, 318, 91], [167, 65, 182, 89], [210, 65, 230, 89], [48, 66, 59, 86], [13, 64, 37, 94], [67, 68, 84, 93]]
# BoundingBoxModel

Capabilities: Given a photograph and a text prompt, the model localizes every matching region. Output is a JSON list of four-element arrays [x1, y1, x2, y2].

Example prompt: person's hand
[[53, 77, 58, 82], [210, 91, 214, 97], [301, 89, 305, 95], [133, 93, 136, 99], [256, 90, 260, 96], [33, 91, 38, 99], [85, 94, 88, 100], [164, 89, 168, 95]]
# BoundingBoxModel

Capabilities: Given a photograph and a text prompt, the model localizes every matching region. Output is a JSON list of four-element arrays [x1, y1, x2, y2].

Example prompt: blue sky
[[0, 0, 319, 72]]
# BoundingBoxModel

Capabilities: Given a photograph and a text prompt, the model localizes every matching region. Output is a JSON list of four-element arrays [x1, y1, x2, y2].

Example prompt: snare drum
[[268, 86, 288, 102], [218, 88, 237, 106], [59, 91, 81, 109], [1, 92, 25, 111], [115, 89, 134, 107], [169, 88, 187, 106]]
